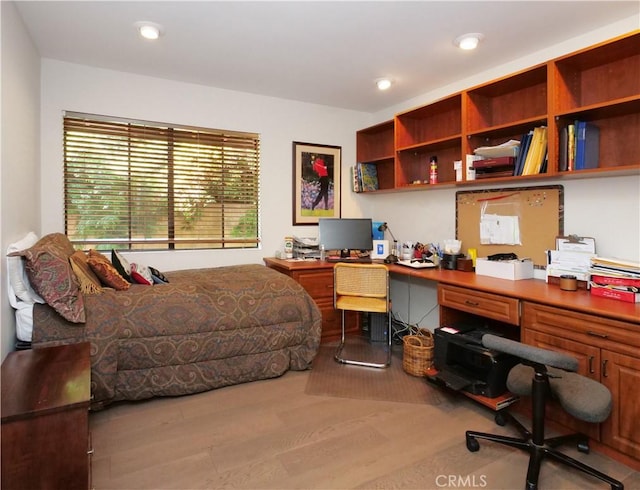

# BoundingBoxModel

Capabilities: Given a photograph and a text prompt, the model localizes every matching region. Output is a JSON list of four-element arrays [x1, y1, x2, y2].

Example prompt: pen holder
[[442, 253, 465, 270], [559, 274, 578, 291]]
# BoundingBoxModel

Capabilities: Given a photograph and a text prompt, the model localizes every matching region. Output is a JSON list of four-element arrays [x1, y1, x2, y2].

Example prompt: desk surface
[[264, 257, 640, 325]]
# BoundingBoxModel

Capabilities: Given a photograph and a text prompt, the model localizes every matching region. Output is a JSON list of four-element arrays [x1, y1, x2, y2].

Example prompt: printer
[[433, 325, 519, 398]]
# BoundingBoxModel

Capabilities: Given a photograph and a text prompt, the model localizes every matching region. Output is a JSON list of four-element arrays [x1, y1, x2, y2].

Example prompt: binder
[[558, 126, 568, 172], [575, 121, 600, 170], [567, 124, 576, 171]]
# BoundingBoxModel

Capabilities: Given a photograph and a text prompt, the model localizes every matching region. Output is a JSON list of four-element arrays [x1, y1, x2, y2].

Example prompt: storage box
[[475, 258, 534, 280]]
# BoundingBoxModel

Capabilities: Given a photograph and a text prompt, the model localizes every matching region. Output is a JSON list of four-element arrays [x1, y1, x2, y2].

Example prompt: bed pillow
[[69, 251, 103, 294], [9, 233, 85, 323], [130, 262, 154, 286], [6, 231, 44, 304], [87, 250, 130, 291], [111, 249, 132, 282], [149, 266, 169, 284]]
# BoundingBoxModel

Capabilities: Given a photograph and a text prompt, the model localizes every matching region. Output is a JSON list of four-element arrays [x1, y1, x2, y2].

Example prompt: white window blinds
[[63, 112, 260, 250]]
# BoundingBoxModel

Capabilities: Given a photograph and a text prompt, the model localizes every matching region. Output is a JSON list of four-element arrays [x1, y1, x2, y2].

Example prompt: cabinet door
[[600, 349, 640, 461], [522, 328, 600, 439]]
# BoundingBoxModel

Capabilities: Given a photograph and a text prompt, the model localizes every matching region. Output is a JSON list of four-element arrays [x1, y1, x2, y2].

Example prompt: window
[[63, 112, 260, 250]]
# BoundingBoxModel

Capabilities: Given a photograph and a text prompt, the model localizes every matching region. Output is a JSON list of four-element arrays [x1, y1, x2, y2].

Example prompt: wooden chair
[[333, 263, 391, 368]]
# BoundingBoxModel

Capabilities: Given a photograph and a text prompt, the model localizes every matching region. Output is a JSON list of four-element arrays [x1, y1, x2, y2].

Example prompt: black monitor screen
[[318, 218, 373, 252]]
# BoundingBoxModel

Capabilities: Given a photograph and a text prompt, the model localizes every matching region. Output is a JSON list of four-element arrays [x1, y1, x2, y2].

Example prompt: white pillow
[[6, 232, 44, 305]]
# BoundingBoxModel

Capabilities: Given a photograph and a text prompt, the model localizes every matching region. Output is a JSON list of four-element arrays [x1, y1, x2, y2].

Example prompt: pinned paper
[[480, 214, 521, 245]]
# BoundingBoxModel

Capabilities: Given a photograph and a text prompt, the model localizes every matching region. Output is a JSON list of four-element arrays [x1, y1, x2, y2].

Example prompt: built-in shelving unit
[[356, 30, 640, 192]]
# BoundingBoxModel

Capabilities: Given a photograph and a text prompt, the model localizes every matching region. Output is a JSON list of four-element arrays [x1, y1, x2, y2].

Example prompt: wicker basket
[[402, 330, 434, 377]]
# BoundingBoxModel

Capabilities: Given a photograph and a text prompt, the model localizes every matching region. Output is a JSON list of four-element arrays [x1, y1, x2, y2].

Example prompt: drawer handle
[[464, 300, 479, 307], [588, 356, 595, 374], [602, 359, 609, 378], [87, 448, 94, 455], [587, 331, 608, 339]]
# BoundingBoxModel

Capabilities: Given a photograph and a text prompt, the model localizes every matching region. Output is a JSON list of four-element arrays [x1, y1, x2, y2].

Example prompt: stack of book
[[352, 162, 379, 192], [472, 156, 516, 179], [589, 257, 640, 303], [559, 120, 600, 172], [515, 126, 548, 176]]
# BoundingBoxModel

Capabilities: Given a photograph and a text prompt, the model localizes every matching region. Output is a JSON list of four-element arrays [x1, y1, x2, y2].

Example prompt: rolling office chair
[[466, 334, 623, 490], [333, 263, 392, 368]]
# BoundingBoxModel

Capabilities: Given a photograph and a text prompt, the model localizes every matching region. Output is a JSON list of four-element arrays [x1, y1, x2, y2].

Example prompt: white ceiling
[[14, 1, 640, 113]]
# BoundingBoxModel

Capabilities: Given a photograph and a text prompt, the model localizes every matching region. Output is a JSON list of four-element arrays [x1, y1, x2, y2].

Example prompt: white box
[[475, 258, 534, 280], [371, 240, 390, 259]]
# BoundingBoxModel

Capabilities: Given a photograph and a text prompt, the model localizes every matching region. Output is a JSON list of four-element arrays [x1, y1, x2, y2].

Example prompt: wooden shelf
[[425, 367, 519, 411], [356, 30, 640, 190]]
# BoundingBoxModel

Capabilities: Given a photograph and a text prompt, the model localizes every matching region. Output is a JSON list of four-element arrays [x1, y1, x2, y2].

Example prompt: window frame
[[63, 112, 261, 251]]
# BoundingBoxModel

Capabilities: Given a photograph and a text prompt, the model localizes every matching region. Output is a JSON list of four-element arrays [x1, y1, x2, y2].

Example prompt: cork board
[[456, 185, 563, 268]]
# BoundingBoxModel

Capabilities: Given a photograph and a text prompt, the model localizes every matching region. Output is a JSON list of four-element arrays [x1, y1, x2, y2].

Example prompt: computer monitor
[[318, 218, 373, 257]]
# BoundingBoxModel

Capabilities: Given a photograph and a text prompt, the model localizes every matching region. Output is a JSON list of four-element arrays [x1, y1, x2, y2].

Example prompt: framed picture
[[292, 141, 341, 225]]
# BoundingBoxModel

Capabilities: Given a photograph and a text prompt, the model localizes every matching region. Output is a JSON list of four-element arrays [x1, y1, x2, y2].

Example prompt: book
[[351, 166, 361, 192], [558, 126, 568, 172], [531, 126, 548, 175], [575, 121, 600, 170], [475, 169, 515, 179], [514, 131, 533, 176], [590, 283, 640, 303], [567, 123, 576, 171], [359, 162, 379, 191], [521, 126, 547, 175], [472, 156, 516, 169], [590, 274, 640, 288]]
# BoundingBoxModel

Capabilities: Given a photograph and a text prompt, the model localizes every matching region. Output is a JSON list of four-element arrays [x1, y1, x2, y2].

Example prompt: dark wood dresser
[[1, 342, 92, 489]]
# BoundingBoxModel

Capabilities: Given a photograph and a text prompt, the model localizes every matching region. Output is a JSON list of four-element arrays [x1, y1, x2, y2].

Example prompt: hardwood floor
[[90, 349, 638, 489]]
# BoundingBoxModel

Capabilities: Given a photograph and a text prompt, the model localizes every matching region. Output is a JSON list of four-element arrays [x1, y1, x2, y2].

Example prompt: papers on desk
[[397, 259, 437, 269], [546, 235, 596, 282]]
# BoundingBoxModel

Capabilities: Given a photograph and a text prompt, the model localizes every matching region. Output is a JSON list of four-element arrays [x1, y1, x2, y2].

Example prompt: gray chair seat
[[507, 364, 612, 423]]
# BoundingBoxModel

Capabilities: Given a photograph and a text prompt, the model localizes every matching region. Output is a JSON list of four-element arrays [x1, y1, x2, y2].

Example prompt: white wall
[[40, 60, 373, 272], [1, 1, 41, 360]]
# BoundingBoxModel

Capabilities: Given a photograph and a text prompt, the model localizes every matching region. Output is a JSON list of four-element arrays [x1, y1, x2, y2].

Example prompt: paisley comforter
[[32, 264, 321, 409]]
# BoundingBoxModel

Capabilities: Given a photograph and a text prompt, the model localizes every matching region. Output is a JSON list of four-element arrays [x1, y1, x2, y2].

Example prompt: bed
[[8, 233, 322, 410]]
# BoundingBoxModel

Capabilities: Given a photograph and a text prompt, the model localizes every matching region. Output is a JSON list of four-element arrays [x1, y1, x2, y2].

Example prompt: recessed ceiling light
[[134, 21, 163, 40], [454, 33, 484, 50], [376, 78, 393, 91]]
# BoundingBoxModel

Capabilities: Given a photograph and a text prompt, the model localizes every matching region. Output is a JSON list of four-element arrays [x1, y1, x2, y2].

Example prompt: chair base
[[334, 343, 391, 369], [465, 411, 623, 490], [334, 311, 392, 369]]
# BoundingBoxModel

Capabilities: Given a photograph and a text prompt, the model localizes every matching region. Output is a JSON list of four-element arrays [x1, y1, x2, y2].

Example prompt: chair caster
[[495, 411, 507, 426], [577, 440, 590, 454], [466, 434, 480, 452]]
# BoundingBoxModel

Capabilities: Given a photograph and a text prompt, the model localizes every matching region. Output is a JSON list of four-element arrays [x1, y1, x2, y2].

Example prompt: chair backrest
[[334, 263, 389, 298], [482, 334, 578, 372]]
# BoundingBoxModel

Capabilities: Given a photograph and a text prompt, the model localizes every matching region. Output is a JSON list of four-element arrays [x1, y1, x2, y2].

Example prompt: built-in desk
[[264, 257, 640, 469]]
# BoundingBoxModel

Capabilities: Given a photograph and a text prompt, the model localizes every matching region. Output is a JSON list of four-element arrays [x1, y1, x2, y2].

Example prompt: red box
[[590, 284, 639, 303]]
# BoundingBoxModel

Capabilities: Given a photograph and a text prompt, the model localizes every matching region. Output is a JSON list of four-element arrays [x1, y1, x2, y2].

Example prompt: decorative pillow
[[6, 231, 44, 304], [87, 250, 130, 291], [149, 266, 169, 284], [69, 251, 103, 295], [111, 249, 132, 282], [8, 233, 85, 323], [130, 262, 154, 286]]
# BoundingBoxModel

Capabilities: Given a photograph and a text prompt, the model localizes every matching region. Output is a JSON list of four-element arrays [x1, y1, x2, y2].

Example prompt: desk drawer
[[522, 302, 640, 355], [438, 284, 519, 325], [295, 270, 334, 300]]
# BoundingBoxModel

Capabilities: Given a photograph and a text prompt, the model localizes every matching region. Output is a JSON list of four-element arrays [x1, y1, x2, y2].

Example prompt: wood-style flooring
[[90, 346, 639, 489]]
